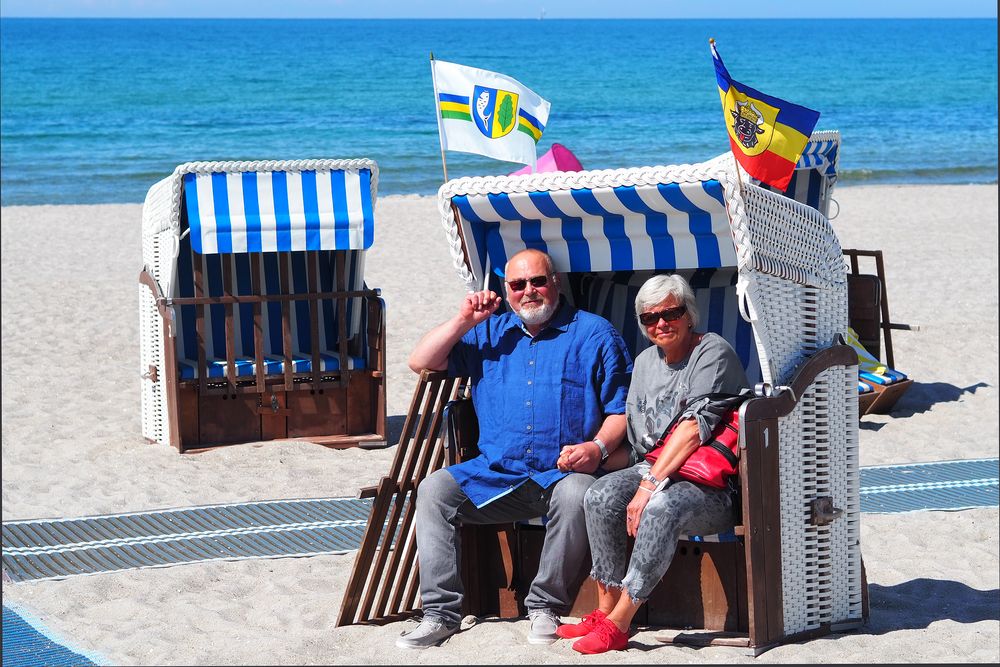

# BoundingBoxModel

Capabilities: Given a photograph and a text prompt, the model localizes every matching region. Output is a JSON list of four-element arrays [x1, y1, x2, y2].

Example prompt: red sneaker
[[555, 608, 607, 639], [571, 617, 630, 654]]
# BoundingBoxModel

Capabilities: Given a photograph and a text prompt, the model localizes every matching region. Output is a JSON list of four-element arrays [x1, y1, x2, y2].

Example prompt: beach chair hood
[[437, 151, 848, 386], [142, 158, 377, 300]]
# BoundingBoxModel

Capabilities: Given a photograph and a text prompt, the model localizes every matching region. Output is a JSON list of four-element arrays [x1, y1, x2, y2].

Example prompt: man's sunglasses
[[638, 305, 687, 326], [506, 275, 551, 292]]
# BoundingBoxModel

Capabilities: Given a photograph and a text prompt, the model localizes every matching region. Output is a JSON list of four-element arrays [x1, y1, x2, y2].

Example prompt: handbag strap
[[655, 391, 751, 447]]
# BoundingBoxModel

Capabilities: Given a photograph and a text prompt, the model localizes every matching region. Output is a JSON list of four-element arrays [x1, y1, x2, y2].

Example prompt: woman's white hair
[[634, 274, 699, 340]]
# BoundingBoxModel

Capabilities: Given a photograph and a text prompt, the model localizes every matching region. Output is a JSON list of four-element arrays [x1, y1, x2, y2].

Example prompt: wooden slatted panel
[[337, 372, 465, 626]]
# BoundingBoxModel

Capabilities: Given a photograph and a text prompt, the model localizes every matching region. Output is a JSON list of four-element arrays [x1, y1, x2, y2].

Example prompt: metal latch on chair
[[810, 496, 845, 526], [141, 365, 159, 383], [256, 393, 291, 416]]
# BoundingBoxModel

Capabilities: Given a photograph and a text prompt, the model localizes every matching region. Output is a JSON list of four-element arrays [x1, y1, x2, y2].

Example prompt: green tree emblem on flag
[[498, 95, 514, 132]]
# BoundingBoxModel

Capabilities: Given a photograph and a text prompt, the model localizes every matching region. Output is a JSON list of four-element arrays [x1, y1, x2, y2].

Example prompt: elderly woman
[[556, 274, 749, 655]]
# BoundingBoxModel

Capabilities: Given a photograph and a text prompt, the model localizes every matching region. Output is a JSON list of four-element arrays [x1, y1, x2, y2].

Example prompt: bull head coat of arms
[[731, 100, 766, 149]]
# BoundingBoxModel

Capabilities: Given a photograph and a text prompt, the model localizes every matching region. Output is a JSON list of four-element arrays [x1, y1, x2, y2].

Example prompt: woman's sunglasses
[[506, 275, 551, 292], [638, 304, 687, 326]]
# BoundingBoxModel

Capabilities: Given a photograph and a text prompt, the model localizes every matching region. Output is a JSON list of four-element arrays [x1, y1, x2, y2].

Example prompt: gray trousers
[[584, 463, 736, 603], [414, 467, 595, 626]]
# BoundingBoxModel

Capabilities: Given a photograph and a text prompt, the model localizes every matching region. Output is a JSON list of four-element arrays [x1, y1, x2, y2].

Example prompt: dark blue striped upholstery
[[173, 230, 368, 380]]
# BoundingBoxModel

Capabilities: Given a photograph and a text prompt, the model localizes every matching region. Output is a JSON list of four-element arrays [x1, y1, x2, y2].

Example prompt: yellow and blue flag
[[432, 58, 550, 167], [710, 39, 820, 190]]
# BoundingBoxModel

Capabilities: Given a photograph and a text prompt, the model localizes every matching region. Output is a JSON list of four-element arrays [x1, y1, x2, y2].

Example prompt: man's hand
[[408, 290, 502, 372], [458, 290, 502, 326], [556, 441, 603, 474]]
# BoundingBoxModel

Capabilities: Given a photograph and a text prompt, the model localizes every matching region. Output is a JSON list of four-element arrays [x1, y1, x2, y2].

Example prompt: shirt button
[[526, 425, 532, 431], [527, 380, 533, 385], [526, 448, 532, 454], [526, 400, 532, 406], [529, 360, 534, 365]]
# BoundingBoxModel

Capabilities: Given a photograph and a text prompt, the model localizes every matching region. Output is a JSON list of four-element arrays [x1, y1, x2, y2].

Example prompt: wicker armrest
[[742, 344, 857, 422]]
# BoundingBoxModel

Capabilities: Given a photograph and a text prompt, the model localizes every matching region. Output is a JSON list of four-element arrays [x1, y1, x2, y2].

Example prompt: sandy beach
[[1, 183, 998, 664]]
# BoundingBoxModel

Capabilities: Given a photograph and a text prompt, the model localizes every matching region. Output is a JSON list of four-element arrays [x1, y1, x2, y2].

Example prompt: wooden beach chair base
[[171, 373, 386, 451], [465, 524, 748, 630], [469, 521, 869, 656]]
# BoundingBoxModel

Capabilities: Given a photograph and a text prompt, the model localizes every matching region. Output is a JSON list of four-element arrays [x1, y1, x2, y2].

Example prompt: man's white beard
[[517, 299, 557, 326]]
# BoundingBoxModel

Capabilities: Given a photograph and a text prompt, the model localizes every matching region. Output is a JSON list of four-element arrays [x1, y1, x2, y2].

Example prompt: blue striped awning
[[183, 168, 375, 254], [796, 136, 838, 180], [452, 179, 736, 279]]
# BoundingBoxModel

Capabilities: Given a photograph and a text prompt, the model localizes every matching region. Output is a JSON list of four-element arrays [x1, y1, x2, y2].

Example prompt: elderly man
[[397, 248, 633, 649]]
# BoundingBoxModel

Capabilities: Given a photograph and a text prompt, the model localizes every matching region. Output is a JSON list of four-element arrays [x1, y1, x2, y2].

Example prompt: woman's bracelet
[[636, 484, 653, 494]]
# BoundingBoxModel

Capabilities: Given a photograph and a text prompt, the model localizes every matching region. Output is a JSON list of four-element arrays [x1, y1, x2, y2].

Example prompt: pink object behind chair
[[509, 143, 584, 176]]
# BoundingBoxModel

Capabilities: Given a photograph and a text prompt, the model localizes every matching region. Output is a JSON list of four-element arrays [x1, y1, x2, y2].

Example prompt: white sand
[[1, 184, 998, 664]]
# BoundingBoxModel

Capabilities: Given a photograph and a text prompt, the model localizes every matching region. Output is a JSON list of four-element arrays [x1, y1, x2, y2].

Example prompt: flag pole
[[710, 38, 745, 196], [430, 52, 450, 183]]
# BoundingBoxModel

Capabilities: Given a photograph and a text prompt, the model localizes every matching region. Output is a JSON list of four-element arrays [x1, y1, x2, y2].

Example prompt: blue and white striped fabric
[[797, 136, 839, 179], [567, 269, 761, 385], [183, 168, 375, 255], [452, 179, 736, 285], [174, 245, 369, 380], [859, 368, 907, 386]]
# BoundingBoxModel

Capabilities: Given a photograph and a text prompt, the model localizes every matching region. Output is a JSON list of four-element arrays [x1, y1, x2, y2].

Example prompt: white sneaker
[[395, 617, 458, 649], [527, 608, 561, 645]]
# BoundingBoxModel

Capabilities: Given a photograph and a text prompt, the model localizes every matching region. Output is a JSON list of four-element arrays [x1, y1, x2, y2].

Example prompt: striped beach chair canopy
[[441, 153, 738, 291], [180, 161, 376, 254]]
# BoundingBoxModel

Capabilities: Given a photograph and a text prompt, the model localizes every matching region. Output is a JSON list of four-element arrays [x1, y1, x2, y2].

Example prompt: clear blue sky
[[0, 0, 996, 19]]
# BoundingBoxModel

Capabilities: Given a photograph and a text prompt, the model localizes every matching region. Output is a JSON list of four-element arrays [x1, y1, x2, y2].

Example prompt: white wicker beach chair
[[756, 130, 913, 415], [339, 151, 865, 653], [139, 159, 386, 452]]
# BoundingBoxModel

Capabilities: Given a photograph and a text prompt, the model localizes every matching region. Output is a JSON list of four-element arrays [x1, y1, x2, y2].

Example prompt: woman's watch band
[[641, 472, 662, 486], [593, 437, 610, 463]]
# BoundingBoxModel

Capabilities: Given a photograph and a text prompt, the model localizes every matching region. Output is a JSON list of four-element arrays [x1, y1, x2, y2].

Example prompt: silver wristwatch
[[593, 437, 610, 463], [641, 472, 662, 486]]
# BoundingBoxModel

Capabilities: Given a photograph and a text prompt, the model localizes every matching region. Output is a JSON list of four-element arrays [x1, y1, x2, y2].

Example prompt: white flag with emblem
[[432, 59, 551, 167]]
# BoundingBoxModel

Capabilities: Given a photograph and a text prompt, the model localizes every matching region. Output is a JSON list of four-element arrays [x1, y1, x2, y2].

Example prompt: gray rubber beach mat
[[3, 459, 996, 583], [2, 497, 397, 583]]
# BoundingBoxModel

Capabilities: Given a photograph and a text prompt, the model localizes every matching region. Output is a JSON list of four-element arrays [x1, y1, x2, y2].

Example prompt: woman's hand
[[626, 484, 655, 537]]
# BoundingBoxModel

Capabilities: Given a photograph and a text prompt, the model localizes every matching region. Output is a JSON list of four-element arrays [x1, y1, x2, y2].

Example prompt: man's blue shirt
[[447, 301, 633, 507]]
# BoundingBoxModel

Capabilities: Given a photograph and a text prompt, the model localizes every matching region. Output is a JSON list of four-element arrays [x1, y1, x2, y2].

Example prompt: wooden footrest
[[860, 378, 912, 415]]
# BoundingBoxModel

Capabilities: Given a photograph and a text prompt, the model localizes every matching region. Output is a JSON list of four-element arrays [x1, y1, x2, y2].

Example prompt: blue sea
[[1, 18, 996, 205]]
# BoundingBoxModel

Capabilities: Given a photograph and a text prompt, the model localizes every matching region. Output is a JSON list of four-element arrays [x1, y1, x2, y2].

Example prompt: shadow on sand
[[861, 380, 991, 422], [865, 578, 1000, 632], [386, 414, 408, 447]]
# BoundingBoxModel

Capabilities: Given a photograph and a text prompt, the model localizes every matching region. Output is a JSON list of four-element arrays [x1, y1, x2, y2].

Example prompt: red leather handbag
[[644, 393, 746, 489]]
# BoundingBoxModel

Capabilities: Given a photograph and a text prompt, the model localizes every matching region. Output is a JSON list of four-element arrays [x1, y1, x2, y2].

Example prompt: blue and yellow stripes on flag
[[438, 94, 545, 144], [517, 109, 544, 143], [438, 93, 471, 121]]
